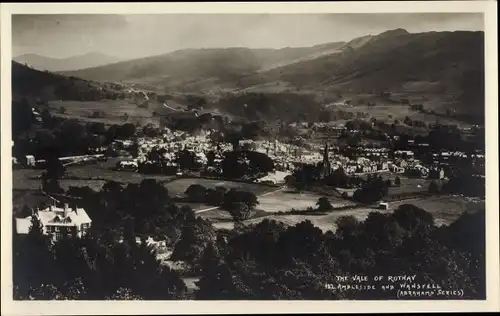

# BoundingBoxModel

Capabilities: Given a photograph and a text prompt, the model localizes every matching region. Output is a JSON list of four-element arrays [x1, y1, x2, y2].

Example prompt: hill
[[239, 29, 485, 118], [13, 52, 123, 72], [63, 29, 484, 120], [61, 43, 345, 93], [11, 61, 125, 102]]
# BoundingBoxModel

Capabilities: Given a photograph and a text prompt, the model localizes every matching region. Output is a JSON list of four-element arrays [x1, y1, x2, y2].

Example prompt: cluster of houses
[[317, 143, 451, 180], [431, 151, 485, 166], [115, 129, 232, 172]]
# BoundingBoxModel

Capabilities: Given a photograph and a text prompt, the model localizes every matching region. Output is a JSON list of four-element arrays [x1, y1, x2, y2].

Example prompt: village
[[107, 124, 484, 185]]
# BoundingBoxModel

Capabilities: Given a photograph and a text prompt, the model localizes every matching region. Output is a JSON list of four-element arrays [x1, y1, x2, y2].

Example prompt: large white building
[[16, 203, 92, 242]]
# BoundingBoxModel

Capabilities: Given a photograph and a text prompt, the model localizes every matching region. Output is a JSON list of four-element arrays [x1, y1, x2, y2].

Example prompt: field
[[48, 100, 160, 126], [164, 177, 275, 197], [331, 102, 473, 128], [387, 176, 446, 197], [335, 174, 445, 198], [257, 190, 354, 213], [65, 159, 176, 183], [212, 195, 481, 232], [14, 159, 176, 188], [14, 177, 107, 191], [389, 195, 485, 226]]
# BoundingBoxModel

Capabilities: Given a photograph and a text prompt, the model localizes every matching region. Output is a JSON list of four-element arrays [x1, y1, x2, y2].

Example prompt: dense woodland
[[14, 189, 485, 300]]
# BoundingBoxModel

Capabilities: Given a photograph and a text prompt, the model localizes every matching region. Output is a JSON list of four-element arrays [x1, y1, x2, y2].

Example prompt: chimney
[[63, 203, 69, 217], [72, 204, 78, 215]]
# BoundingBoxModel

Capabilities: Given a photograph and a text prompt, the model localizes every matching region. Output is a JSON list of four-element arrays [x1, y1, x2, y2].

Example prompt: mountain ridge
[[13, 29, 485, 121], [13, 52, 124, 72]]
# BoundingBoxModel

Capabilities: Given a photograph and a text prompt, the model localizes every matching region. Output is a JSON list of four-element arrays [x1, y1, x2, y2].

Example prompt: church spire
[[322, 142, 331, 178]]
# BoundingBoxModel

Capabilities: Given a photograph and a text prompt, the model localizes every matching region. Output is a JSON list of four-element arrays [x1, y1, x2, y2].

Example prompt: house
[[116, 160, 138, 171], [389, 164, 405, 173], [16, 203, 92, 242], [378, 202, 389, 210], [429, 167, 445, 179], [257, 171, 290, 184], [24, 155, 36, 167]]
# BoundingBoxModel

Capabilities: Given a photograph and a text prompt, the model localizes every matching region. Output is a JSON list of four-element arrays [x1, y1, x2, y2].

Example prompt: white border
[[1, 1, 498, 315]]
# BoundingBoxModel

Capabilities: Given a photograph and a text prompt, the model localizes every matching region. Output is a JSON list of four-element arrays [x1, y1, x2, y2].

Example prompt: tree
[[29, 213, 45, 238], [142, 123, 160, 138], [177, 150, 198, 171], [325, 167, 349, 188], [59, 106, 66, 114], [246, 151, 274, 176], [352, 176, 389, 204], [195, 244, 249, 300], [185, 184, 207, 202], [117, 123, 136, 139], [394, 177, 401, 187], [223, 189, 259, 210], [123, 217, 137, 247], [205, 188, 226, 206], [316, 197, 333, 212], [171, 218, 216, 265], [42, 155, 66, 193], [335, 215, 361, 241], [428, 180, 440, 194], [42, 177, 64, 194], [12, 97, 35, 137], [227, 202, 252, 222], [392, 204, 435, 231], [206, 151, 216, 167], [404, 116, 413, 126]]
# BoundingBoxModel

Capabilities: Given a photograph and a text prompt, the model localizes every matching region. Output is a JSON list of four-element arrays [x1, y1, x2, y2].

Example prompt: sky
[[12, 13, 484, 60]]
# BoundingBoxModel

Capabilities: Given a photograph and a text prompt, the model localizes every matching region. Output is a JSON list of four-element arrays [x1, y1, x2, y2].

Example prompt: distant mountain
[[61, 43, 346, 91], [32, 29, 485, 121], [239, 29, 484, 117], [13, 52, 123, 72]]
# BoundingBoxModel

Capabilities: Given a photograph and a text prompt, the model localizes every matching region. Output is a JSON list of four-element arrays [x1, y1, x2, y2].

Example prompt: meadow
[[212, 195, 480, 232], [332, 102, 473, 128], [48, 99, 160, 126], [163, 177, 275, 197]]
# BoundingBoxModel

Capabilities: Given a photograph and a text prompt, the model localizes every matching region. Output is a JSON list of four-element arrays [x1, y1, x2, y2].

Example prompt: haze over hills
[[14, 29, 484, 121], [61, 42, 346, 90], [61, 29, 484, 117], [13, 52, 123, 72]]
